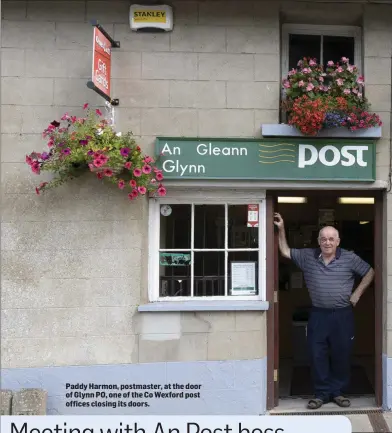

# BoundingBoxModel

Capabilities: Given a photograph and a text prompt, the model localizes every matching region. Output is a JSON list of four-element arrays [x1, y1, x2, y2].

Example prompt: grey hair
[[318, 226, 340, 239]]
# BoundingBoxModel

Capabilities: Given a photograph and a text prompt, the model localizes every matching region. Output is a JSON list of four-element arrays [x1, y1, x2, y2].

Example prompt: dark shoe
[[307, 398, 324, 409], [333, 395, 351, 407]]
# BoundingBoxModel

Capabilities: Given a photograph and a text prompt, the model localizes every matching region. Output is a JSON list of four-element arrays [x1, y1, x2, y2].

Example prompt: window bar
[[320, 35, 324, 65], [191, 203, 194, 297], [224, 203, 228, 297]]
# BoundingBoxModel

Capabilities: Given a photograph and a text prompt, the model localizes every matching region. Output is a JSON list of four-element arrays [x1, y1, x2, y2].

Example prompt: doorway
[[266, 190, 384, 411]]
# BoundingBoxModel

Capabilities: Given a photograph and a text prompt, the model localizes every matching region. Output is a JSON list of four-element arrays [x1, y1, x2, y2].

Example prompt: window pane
[[159, 251, 191, 297], [194, 251, 225, 296], [228, 251, 258, 296], [194, 205, 225, 249], [228, 205, 259, 248], [289, 34, 321, 70], [323, 36, 355, 66], [160, 204, 191, 249]]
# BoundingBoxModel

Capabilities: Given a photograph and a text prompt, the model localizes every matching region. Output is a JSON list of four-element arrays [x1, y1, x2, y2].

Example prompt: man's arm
[[274, 213, 290, 259], [277, 225, 291, 259], [350, 267, 375, 306]]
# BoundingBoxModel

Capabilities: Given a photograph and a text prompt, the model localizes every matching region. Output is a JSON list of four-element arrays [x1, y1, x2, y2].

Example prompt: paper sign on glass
[[247, 204, 259, 227]]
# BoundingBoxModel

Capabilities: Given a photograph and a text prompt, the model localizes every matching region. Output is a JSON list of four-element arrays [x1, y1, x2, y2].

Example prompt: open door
[[266, 195, 279, 409], [374, 192, 383, 407]]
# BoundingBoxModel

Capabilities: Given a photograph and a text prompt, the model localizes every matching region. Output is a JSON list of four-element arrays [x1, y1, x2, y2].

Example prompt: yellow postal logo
[[133, 10, 166, 23]]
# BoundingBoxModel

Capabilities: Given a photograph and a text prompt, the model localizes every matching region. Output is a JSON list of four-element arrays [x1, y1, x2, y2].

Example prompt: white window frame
[[281, 24, 363, 81], [148, 190, 267, 303]]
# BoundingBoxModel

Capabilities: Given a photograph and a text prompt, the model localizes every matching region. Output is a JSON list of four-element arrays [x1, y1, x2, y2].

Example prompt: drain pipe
[[388, 52, 392, 192]]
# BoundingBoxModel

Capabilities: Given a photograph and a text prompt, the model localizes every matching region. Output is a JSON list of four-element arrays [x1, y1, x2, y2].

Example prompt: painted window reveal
[[158, 203, 261, 298]]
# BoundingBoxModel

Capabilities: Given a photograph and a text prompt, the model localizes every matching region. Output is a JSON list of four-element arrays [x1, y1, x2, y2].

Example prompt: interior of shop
[[276, 194, 375, 401]]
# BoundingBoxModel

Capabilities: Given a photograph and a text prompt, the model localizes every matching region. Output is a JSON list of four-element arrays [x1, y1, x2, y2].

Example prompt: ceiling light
[[338, 197, 374, 204], [278, 197, 307, 204]]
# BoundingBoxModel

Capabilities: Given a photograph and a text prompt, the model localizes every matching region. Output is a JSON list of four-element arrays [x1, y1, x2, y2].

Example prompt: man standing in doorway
[[274, 213, 375, 410]]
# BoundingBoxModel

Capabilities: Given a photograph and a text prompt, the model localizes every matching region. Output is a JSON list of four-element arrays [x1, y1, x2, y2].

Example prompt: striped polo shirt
[[290, 247, 371, 308]]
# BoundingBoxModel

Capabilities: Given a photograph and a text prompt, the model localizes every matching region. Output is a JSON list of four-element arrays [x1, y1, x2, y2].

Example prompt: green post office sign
[[155, 137, 376, 182]]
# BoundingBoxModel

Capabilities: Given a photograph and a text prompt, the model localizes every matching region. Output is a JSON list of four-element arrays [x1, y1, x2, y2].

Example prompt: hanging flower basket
[[26, 104, 166, 200], [281, 57, 382, 137]]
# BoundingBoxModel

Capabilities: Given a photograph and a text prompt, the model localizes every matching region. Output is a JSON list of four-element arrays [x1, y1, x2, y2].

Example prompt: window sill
[[137, 300, 270, 312], [261, 124, 382, 139]]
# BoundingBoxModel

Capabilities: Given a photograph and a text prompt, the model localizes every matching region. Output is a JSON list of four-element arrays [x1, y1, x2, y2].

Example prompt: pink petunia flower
[[133, 168, 142, 177], [156, 172, 164, 181], [83, 103, 89, 110], [97, 172, 103, 179], [327, 61, 334, 66], [31, 162, 40, 174], [129, 179, 137, 188], [96, 109, 102, 116], [98, 154, 109, 164], [298, 80, 305, 87], [104, 169, 113, 177], [306, 83, 314, 92], [118, 180, 125, 189], [336, 78, 344, 86], [144, 156, 153, 164], [128, 189, 139, 200], [157, 185, 167, 197], [288, 68, 297, 76], [142, 165, 152, 174], [62, 148, 71, 155], [357, 76, 364, 85], [124, 161, 132, 169], [337, 67, 343, 73], [309, 59, 317, 66], [341, 57, 349, 63], [138, 186, 147, 195], [343, 89, 351, 95], [283, 81, 291, 89], [93, 158, 105, 167]]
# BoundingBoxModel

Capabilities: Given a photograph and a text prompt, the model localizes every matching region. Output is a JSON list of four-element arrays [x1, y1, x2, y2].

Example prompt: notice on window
[[160, 253, 191, 266], [247, 204, 259, 227], [231, 261, 256, 295]]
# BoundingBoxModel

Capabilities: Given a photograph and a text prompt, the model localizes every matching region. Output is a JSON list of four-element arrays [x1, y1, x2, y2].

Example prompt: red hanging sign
[[247, 204, 259, 227], [92, 26, 112, 99]]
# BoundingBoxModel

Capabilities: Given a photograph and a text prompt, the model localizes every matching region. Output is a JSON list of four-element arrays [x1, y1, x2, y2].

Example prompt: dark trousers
[[307, 305, 355, 402]]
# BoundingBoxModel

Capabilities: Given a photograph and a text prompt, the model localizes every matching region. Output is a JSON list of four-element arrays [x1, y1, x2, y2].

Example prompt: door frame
[[266, 189, 384, 410]]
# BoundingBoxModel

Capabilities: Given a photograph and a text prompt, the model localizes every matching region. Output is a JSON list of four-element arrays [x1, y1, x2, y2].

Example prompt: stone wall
[[1, 0, 275, 369]]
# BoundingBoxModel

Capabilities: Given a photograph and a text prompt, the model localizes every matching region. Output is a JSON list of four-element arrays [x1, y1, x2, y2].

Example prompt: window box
[[279, 24, 382, 139], [261, 124, 382, 139]]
